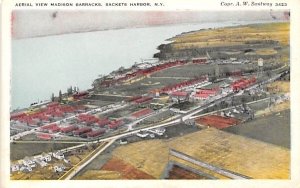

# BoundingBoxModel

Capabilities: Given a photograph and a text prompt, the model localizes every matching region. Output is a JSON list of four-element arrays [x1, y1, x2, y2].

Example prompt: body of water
[[11, 20, 276, 110]]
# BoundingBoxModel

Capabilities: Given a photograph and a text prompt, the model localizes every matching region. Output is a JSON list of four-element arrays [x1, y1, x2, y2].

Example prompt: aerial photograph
[[9, 10, 290, 180]]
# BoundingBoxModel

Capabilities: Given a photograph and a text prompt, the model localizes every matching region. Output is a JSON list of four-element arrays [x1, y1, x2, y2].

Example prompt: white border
[[1, 0, 300, 188]]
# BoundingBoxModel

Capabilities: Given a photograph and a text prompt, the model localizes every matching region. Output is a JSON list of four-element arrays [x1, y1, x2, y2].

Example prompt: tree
[[51, 93, 55, 102], [59, 90, 62, 102], [210, 76, 217, 83], [67, 86, 73, 95]]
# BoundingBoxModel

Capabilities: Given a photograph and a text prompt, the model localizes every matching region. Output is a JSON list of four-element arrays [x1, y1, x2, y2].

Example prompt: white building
[[53, 164, 65, 173], [35, 159, 47, 167], [10, 163, 20, 172], [136, 131, 149, 138], [53, 151, 64, 160], [41, 152, 52, 162], [22, 156, 36, 168]]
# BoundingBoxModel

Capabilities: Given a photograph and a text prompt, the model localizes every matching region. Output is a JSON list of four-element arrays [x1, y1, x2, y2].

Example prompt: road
[[12, 71, 286, 145], [170, 149, 250, 179], [59, 139, 116, 180]]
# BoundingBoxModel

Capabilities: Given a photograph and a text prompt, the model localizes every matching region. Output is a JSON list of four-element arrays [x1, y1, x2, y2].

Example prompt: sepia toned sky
[[12, 10, 289, 38]]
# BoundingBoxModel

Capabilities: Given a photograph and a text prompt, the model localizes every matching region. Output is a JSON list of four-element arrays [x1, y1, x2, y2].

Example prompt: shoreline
[[11, 20, 286, 112]]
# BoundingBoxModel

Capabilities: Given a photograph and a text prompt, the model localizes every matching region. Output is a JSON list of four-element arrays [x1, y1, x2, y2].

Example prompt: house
[[108, 120, 124, 129], [148, 128, 166, 136], [53, 151, 64, 160], [63, 158, 70, 164], [23, 156, 36, 168], [119, 138, 128, 145], [20, 165, 32, 173], [136, 131, 149, 138], [41, 152, 52, 162], [10, 163, 20, 172], [35, 158, 47, 167], [170, 91, 188, 102], [60, 125, 78, 134], [192, 93, 211, 100], [53, 164, 66, 173]]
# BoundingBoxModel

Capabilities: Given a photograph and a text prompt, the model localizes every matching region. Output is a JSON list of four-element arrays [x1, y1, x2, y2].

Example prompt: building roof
[[73, 127, 92, 134], [86, 129, 105, 137], [131, 108, 153, 118], [60, 125, 77, 133], [171, 91, 188, 97], [193, 93, 211, 98]]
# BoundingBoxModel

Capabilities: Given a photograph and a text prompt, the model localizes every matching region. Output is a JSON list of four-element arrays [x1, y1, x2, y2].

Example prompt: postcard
[[1, 0, 300, 187]]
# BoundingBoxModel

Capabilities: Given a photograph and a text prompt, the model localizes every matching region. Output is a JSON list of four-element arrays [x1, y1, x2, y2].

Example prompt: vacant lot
[[112, 128, 289, 179], [267, 81, 290, 93], [224, 109, 290, 148], [10, 142, 80, 160]]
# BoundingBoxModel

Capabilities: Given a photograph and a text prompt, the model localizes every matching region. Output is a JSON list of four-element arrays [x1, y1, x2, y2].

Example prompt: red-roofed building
[[86, 129, 106, 138], [10, 112, 27, 120], [77, 114, 99, 124], [73, 91, 89, 100], [193, 93, 211, 100], [192, 87, 220, 100], [36, 133, 53, 140], [40, 123, 60, 133], [130, 108, 153, 119], [134, 97, 153, 104], [171, 91, 188, 97], [41, 123, 58, 130], [49, 126, 60, 133], [108, 120, 124, 129], [126, 96, 142, 102], [170, 91, 189, 102], [231, 77, 256, 91], [159, 77, 208, 94], [73, 127, 92, 136], [47, 102, 59, 108], [97, 118, 110, 127], [192, 58, 207, 64], [60, 125, 78, 134]]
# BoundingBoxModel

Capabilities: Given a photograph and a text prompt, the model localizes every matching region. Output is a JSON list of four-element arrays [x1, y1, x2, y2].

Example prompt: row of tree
[[51, 86, 80, 102]]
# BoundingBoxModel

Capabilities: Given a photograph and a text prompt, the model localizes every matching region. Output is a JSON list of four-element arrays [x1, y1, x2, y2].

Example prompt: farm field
[[96, 128, 290, 179]]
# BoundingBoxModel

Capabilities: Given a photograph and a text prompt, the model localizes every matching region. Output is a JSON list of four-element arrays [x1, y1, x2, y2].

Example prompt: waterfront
[[11, 20, 275, 110]]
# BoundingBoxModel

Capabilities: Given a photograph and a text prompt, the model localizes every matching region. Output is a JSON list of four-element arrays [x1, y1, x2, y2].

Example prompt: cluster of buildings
[[98, 60, 188, 87], [10, 100, 133, 140], [10, 102, 87, 127], [11, 151, 67, 174], [136, 127, 166, 138], [37, 112, 125, 139], [159, 77, 209, 95], [231, 77, 257, 91], [155, 75, 257, 105]]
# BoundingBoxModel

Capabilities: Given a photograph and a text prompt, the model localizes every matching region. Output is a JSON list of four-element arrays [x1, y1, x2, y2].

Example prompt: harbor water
[[11, 20, 275, 110]]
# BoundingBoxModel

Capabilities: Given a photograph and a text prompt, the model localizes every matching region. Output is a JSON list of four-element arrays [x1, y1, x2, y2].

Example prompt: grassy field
[[267, 81, 290, 93], [74, 170, 121, 180], [10, 142, 80, 160], [111, 128, 289, 179], [255, 100, 290, 117], [224, 109, 290, 148], [171, 22, 289, 49]]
